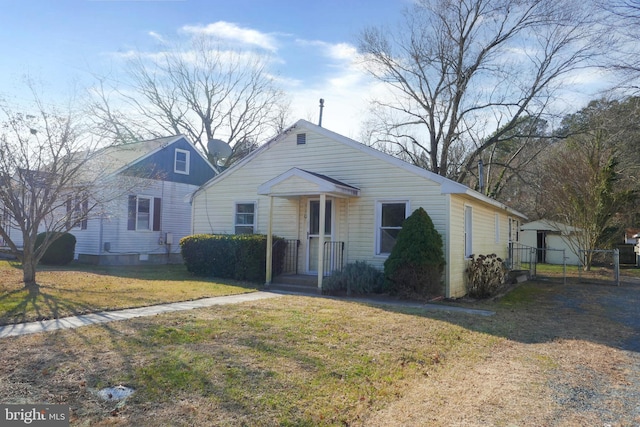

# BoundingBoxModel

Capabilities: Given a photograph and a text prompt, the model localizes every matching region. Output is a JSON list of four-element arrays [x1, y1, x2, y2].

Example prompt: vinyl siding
[[192, 122, 525, 297], [448, 194, 513, 297], [192, 127, 449, 273], [79, 178, 197, 258]]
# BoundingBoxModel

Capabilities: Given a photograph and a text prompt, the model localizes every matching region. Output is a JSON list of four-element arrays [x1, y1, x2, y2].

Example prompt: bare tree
[[0, 95, 93, 289], [358, 0, 609, 181], [598, 0, 640, 90], [89, 37, 290, 166], [0, 92, 135, 291], [541, 102, 636, 269]]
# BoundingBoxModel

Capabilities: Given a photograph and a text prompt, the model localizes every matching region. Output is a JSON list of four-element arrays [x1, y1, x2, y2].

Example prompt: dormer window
[[174, 149, 190, 174]]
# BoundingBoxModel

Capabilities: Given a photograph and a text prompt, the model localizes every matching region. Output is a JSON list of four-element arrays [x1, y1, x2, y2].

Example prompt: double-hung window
[[376, 201, 408, 255], [66, 194, 88, 230], [235, 202, 256, 234], [465, 206, 473, 258], [128, 195, 161, 231], [174, 149, 190, 175]]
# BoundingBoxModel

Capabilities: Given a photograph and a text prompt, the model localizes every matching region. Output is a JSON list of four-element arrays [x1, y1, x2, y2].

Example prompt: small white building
[[520, 220, 582, 265]]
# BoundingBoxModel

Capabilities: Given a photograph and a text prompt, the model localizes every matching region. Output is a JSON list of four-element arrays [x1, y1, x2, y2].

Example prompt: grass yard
[[0, 261, 258, 326], [1, 263, 639, 425]]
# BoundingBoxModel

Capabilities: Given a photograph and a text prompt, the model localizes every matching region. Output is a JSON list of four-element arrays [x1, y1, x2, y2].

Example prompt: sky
[[0, 0, 412, 140], [1, 0, 614, 143]]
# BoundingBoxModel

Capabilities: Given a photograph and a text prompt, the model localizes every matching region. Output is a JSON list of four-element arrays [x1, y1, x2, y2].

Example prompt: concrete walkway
[[0, 292, 281, 339], [0, 290, 494, 339]]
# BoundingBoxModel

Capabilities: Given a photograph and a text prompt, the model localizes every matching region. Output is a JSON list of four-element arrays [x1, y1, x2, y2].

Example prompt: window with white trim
[[174, 148, 190, 174], [66, 194, 88, 230], [465, 205, 473, 258], [376, 201, 408, 255], [235, 202, 256, 234], [128, 195, 161, 231]]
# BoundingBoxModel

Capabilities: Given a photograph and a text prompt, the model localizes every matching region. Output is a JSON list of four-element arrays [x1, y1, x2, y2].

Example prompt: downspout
[[98, 214, 104, 265], [445, 194, 451, 298]]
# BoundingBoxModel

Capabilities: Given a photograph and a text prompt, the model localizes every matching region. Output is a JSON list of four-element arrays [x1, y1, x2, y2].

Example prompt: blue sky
[[1, 0, 410, 138]]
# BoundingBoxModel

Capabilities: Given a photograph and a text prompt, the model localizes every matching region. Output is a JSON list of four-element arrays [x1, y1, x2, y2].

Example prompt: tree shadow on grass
[[0, 284, 101, 326], [352, 278, 640, 353], [4, 312, 298, 425]]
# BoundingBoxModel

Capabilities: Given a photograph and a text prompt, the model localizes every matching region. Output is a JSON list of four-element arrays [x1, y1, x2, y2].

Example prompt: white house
[[0, 135, 218, 265], [519, 219, 582, 265], [189, 120, 527, 298]]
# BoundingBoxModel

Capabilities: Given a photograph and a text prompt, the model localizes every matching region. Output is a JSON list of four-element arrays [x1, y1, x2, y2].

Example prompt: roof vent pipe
[[318, 98, 325, 127]]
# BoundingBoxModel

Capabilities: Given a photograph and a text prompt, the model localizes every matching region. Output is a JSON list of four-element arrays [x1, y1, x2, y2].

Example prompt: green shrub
[[384, 207, 445, 299], [36, 232, 76, 265], [323, 261, 387, 295], [465, 254, 506, 298], [180, 234, 284, 282]]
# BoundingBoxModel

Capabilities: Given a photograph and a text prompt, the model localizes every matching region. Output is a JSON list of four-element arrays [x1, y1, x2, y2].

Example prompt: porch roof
[[258, 167, 360, 198]]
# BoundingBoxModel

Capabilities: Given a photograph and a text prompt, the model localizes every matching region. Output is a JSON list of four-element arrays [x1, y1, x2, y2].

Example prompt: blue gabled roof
[[102, 135, 218, 186]]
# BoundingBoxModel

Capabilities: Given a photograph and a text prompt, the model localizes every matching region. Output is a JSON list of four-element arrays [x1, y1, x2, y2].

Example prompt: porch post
[[265, 195, 274, 286], [317, 193, 326, 291]]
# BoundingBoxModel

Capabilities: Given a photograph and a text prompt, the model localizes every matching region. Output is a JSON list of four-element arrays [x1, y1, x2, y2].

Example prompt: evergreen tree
[[384, 207, 445, 298]]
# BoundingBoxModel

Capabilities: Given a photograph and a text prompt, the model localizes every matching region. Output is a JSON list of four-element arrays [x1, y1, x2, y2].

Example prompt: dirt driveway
[[363, 277, 640, 426]]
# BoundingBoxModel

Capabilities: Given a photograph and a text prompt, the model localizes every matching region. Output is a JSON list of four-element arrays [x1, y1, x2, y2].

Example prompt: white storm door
[[307, 199, 332, 273]]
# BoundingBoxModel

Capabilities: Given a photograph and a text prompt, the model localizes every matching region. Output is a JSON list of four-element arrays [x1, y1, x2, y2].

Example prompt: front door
[[308, 199, 332, 273]]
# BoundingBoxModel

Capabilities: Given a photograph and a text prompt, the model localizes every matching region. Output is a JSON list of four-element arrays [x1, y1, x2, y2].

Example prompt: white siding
[[80, 179, 197, 258], [192, 123, 525, 297], [192, 129, 449, 273]]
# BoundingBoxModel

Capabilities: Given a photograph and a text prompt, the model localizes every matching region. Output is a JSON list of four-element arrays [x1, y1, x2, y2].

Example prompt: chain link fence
[[578, 249, 620, 286]]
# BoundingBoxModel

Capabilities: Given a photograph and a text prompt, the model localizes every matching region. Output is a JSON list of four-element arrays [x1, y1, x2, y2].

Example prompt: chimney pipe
[[318, 98, 325, 127], [478, 159, 484, 194]]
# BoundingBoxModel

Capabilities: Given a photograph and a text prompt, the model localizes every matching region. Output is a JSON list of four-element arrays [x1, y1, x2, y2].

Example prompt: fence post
[[614, 248, 620, 286], [562, 249, 566, 285]]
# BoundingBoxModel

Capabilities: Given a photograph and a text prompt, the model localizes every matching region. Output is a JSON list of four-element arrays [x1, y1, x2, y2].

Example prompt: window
[[310, 200, 332, 235], [174, 149, 190, 174], [235, 202, 256, 234], [495, 214, 500, 243], [66, 195, 88, 230], [376, 201, 408, 255], [296, 133, 306, 145], [465, 206, 473, 258], [128, 195, 161, 231]]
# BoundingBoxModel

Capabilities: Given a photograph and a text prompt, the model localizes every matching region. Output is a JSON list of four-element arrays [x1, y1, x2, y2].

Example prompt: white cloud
[[147, 31, 167, 44], [181, 21, 278, 52], [295, 39, 358, 63]]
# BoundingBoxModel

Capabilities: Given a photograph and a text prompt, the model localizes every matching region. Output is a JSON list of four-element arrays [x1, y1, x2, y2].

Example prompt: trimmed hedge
[[36, 232, 76, 265], [180, 234, 285, 282]]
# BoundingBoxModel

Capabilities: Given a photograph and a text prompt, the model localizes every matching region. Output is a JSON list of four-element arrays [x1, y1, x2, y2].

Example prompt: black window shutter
[[65, 197, 72, 229], [81, 200, 89, 230], [127, 195, 137, 230], [153, 198, 161, 231]]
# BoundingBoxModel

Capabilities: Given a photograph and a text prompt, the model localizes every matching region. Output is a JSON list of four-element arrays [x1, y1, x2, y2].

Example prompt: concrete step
[[268, 275, 321, 294], [266, 282, 321, 294]]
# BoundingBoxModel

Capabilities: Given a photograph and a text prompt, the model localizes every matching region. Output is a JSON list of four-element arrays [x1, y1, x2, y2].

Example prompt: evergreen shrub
[[36, 232, 76, 265], [180, 234, 285, 282], [384, 207, 445, 299], [323, 261, 386, 295]]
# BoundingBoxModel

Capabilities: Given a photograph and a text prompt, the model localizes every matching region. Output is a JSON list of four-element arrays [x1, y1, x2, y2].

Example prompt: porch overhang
[[258, 167, 360, 198]]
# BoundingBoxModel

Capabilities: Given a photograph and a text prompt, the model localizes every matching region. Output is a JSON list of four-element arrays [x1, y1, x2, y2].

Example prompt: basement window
[[296, 133, 306, 145]]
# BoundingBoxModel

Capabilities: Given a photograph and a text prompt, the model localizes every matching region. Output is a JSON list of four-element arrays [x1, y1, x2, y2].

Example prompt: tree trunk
[[22, 259, 39, 294]]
